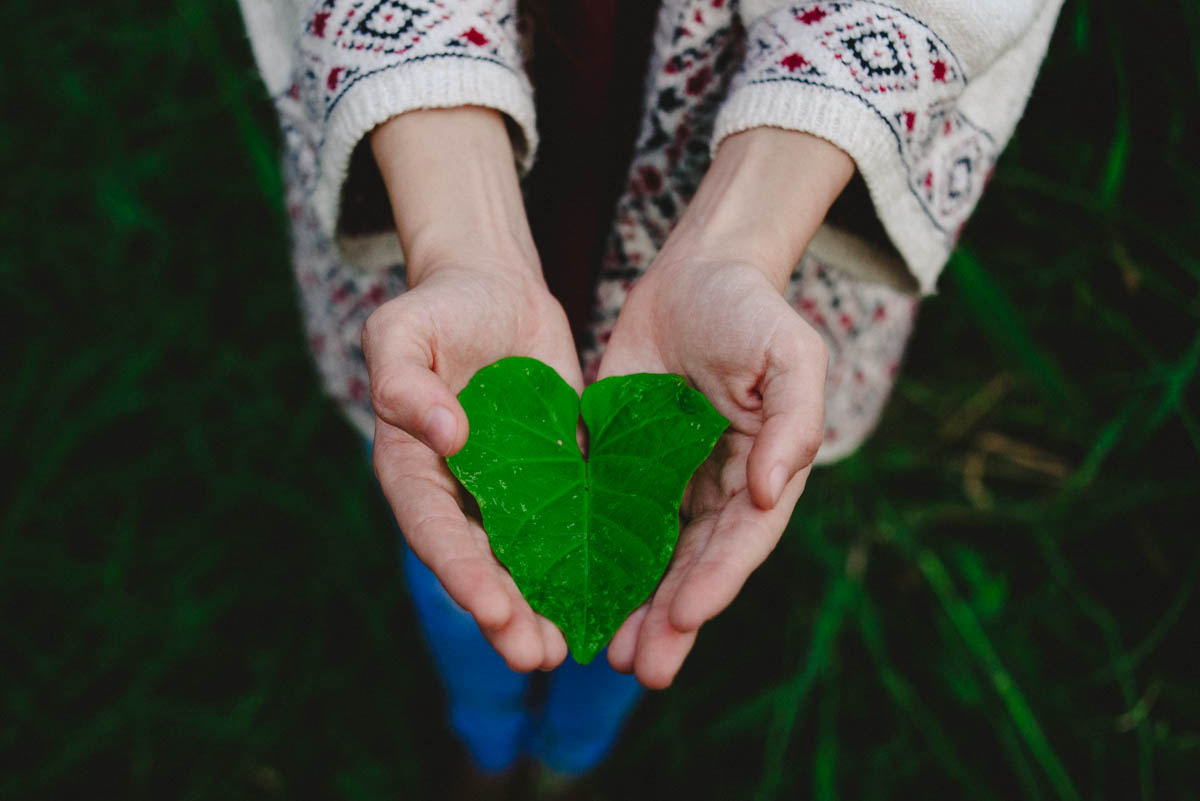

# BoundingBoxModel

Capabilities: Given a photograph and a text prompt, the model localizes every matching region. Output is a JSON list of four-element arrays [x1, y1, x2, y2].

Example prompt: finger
[[607, 603, 650, 673], [373, 426, 513, 629], [633, 594, 698, 690], [361, 301, 469, 456], [668, 468, 808, 632], [376, 422, 553, 670], [628, 530, 711, 689], [480, 594, 546, 673], [537, 615, 568, 671], [747, 316, 827, 509]]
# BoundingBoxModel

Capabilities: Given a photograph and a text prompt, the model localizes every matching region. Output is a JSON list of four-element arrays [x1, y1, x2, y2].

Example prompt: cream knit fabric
[[721, 0, 1062, 292], [238, 0, 537, 239]]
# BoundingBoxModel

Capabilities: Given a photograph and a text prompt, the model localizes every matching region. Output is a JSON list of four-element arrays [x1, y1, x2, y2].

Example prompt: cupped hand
[[363, 263, 581, 673], [365, 107, 584, 673], [596, 257, 829, 688]]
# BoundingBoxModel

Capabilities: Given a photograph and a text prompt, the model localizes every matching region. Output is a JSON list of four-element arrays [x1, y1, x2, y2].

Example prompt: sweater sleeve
[[714, 0, 1063, 293], [237, 0, 536, 238]]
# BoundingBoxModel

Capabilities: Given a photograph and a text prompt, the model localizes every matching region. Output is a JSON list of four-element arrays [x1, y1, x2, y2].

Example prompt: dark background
[[3, 0, 1199, 798]]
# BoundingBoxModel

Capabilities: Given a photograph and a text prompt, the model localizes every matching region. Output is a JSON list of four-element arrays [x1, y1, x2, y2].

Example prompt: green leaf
[[447, 357, 728, 664]]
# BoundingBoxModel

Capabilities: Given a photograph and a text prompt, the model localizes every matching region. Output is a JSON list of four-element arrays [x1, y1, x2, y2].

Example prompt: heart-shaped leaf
[[446, 357, 729, 664]]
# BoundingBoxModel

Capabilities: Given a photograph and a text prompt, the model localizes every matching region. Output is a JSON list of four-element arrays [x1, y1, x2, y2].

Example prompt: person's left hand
[[594, 127, 855, 688], [595, 255, 828, 688]]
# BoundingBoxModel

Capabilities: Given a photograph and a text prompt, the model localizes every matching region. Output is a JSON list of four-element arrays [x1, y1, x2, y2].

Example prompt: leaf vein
[[586, 508, 657, 570], [508, 479, 584, 541], [462, 455, 579, 481], [587, 389, 644, 443], [475, 411, 571, 449], [591, 483, 674, 513]]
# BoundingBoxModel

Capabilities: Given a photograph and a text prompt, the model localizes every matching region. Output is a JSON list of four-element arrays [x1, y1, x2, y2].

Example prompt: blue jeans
[[371, 442, 643, 775], [401, 545, 644, 774]]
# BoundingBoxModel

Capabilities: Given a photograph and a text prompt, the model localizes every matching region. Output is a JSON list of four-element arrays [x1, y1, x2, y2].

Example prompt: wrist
[[657, 127, 854, 291], [371, 106, 542, 286], [404, 241, 545, 290]]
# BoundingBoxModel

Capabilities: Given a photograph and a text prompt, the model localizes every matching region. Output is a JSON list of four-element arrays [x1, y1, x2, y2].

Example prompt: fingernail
[[422, 406, 457, 454], [768, 464, 788, 506]]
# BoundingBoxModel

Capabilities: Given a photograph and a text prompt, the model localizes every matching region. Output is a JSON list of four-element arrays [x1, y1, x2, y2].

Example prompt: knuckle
[[360, 307, 384, 355], [773, 315, 829, 374], [370, 433, 411, 482], [796, 426, 824, 467], [370, 447, 385, 483], [369, 373, 409, 421], [798, 324, 829, 365]]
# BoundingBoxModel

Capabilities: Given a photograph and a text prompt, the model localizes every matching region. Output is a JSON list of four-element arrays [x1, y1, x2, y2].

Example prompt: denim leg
[[529, 649, 644, 775], [370, 439, 637, 775], [368, 437, 533, 772], [400, 536, 534, 773]]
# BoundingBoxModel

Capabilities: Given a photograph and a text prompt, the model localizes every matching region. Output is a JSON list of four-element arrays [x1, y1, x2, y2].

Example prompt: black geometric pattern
[[295, 0, 518, 121], [355, 0, 426, 40], [844, 31, 905, 78]]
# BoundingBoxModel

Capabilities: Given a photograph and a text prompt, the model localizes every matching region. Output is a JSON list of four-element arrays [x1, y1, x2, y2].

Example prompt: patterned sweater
[[238, 0, 1062, 456]]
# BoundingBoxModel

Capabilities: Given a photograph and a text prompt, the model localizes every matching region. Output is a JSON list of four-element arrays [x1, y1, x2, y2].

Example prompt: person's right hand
[[364, 107, 579, 673], [363, 263, 581, 673]]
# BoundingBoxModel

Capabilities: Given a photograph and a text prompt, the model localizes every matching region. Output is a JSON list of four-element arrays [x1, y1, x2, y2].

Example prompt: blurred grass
[[2, 0, 1198, 798]]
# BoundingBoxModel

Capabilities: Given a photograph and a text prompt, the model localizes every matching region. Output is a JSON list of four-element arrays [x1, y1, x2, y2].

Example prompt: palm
[[596, 261, 826, 687], [365, 264, 582, 673]]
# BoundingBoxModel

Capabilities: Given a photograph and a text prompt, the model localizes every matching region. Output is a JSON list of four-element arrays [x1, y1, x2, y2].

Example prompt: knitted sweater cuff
[[714, 82, 950, 295], [710, 1, 1027, 295], [312, 56, 537, 237]]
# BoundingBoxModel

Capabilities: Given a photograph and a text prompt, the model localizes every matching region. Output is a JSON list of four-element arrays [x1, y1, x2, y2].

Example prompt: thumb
[[361, 302, 469, 457], [747, 316, 828, 509]]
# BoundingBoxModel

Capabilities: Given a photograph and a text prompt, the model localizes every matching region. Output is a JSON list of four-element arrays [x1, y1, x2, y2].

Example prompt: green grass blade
[[754, 576, 856, 801], [948, 249, 1083, 418], [813, 653, 839, 801], [176, 0, 282, 209], [1067, 397, 1141, 491], [995, 709, 1049, 801], [917, 549, 1081, 801], [1071, 0, 1090, 54], [1099, 2, 1130, 208], [1032, 530, 1156, 801], [856, 594, 1001, 801], [1136, 328, 1200, 446]]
